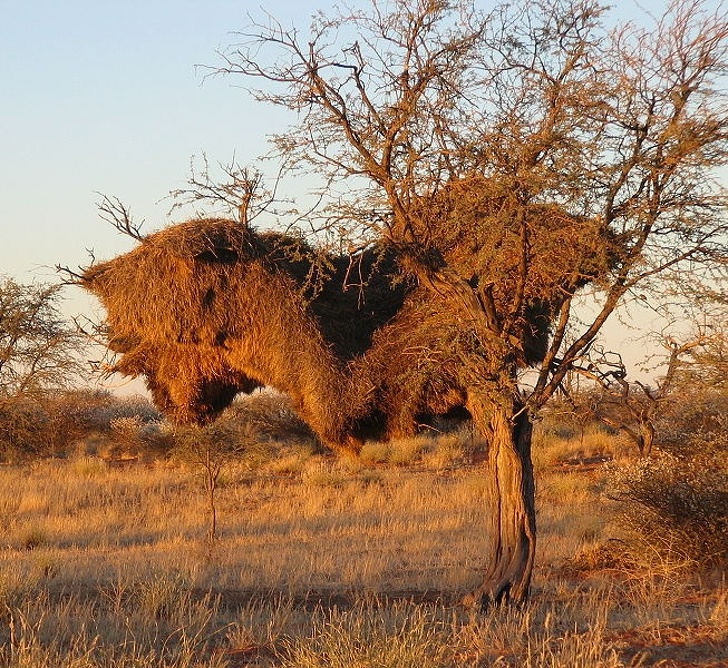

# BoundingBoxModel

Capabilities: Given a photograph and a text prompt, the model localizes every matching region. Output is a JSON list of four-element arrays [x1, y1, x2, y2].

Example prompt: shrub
[[608, 450, 728, 572], [87, 393, 161, 431], [44, 390, 120, 456], [656, 389, 728, 459], [0, 396, 47, 461], [0, 390, 164, 462], [225, 392, 314, 443], [172, 415, 259, 540]]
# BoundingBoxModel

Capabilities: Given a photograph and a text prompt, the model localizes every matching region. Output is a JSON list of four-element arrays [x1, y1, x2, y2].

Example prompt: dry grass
[[0, 426, 726, 667]]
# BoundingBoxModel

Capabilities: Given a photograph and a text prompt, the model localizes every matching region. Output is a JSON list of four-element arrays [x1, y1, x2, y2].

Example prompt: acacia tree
[[565, 337, 711, 457], [0, 277, 88, 459], [208, 0, 728, 606], [0, 277, 86, 397]]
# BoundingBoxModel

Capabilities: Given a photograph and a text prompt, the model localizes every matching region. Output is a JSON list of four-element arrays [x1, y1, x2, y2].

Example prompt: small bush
[[226, 392, 314, 443], [656, 390, 728, 459], [0, 396, 46, 461], [88, 393, 161, 431], [608, 450, 728, 572], [0, 390, 162, 462], [104, 416, 173, 460]]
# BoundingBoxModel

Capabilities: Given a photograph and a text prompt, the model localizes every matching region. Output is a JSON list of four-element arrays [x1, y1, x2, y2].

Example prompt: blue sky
[[1, 1, 720, 386], [2, 0, 707, 283], [1, 1, 313, 284]]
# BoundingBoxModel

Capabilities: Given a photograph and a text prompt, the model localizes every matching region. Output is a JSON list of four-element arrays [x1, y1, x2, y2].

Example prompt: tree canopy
[[216, 0, 727, 400], [0, 277, 86, 397]]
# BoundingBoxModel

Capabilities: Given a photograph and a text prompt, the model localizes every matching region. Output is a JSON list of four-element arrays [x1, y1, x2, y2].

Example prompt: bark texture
[[464, 400, 536, 607]]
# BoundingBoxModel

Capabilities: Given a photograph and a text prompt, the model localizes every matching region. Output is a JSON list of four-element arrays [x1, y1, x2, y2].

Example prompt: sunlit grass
[[0, 425, 725, 666]]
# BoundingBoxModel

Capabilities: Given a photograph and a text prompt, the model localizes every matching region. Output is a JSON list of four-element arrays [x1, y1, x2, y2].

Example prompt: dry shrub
[[0, 396, 47, 461], [104, 417, 173, 461], [168, 396, 322, 474], [88, 393, 160, 430], [225, 391, 314, 443], [0, 391, 103, 461], [608, 450, 728, 573], [656, 389, 728, 459], [171, 416, 254, 469], [43, 390, 113, 443], [0, 389, 170, 463], [604, 387, 728, 574]]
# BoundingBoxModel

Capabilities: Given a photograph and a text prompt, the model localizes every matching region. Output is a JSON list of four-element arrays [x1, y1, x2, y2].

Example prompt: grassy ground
[[0, 424, 725, 667]]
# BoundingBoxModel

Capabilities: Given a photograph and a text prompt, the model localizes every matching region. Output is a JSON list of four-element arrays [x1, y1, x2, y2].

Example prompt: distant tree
[[567, 337, 711, 457], [0, 277, 86, 397]]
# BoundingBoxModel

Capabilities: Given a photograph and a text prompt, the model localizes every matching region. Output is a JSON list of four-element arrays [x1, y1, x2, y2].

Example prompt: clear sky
[[0, 0, 320, 287], [0, 1, 316, 392], [0, 1, 720, 387]]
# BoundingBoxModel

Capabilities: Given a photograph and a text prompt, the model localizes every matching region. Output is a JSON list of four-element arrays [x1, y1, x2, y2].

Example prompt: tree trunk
[[465, 399, 536, 608], [638, 420, 655, 457]]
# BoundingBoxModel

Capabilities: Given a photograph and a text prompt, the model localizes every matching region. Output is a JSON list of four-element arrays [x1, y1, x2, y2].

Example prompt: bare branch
[[95, 194, 145, 241], [167, 153, 289, 229]]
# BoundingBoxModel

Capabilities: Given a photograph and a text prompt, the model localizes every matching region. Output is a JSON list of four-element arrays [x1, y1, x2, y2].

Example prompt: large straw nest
[[412, 175, 613, 303], [82, 219, 409, 451], [82, 181, 612, 451]]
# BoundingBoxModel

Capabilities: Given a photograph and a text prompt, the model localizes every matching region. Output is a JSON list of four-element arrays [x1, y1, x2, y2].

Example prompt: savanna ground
[[0, 391, 726, 668]]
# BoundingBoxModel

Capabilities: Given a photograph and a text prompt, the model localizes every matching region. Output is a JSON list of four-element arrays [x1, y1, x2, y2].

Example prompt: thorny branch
[[96, 194, 145, 241]]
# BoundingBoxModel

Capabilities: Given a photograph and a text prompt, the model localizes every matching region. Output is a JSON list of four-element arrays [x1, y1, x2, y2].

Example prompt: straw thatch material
[[349, 290, 467, 440], [82, 182, 610, 451], [411, 176, 611, 314], [349, 176, 611, 441], [82, 219, 408, 452]]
